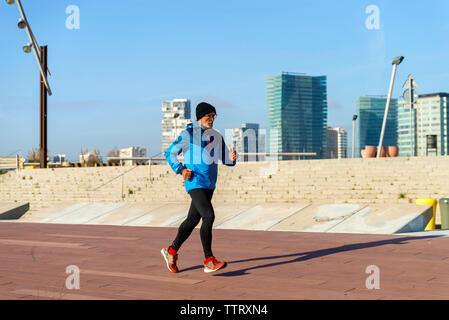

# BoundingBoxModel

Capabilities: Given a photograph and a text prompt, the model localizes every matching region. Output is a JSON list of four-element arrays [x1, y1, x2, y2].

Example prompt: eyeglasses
[[204, 113, 217, 120]]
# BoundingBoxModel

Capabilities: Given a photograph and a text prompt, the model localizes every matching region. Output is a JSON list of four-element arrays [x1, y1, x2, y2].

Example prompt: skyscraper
[[355, 96, 398, 158], [326, 126, 348, 159], [398, 92, 449, 156], [161, 99, 192, 152], [266, 72, 327, 160], [231, 123, 266, 162]]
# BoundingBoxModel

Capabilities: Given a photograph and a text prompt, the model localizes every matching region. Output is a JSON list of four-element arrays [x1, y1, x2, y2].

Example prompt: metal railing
[[99, 152, 317, 200], [89, 165, 141, 201], [88, 156, 166, 201], [240, 153, 317, 157], [107, 153, 317, 162]]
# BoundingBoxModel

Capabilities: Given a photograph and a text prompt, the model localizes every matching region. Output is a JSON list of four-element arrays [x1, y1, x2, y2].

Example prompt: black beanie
[[196, 102, 216, 120]]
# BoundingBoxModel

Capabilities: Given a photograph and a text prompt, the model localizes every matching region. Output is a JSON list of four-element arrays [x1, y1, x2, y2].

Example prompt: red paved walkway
[[0, 222, 448, 300]]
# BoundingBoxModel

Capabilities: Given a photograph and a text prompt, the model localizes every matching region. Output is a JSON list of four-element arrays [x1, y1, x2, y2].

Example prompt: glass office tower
[[266, 72, 328, 160], [355, 96, 398, 158]]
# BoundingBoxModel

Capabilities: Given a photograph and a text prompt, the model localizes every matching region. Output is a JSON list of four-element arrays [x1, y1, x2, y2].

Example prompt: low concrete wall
[[18, 201, 435, 235]]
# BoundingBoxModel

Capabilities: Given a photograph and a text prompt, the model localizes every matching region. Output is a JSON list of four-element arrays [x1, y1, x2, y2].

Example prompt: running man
[[161, 102, 237, 273]]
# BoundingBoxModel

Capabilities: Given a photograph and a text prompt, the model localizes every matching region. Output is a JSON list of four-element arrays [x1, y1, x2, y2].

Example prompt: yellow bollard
[[416, 198, 437, 230]]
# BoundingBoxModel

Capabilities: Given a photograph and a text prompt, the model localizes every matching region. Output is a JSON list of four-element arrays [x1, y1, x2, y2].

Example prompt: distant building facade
[[53, 154, 66, 163], [231, 123, 266, 162], [398, 92, 449, 156], [120, 146, 147, 166], [355, 96, 398, 158], [326, 126, 347, 159], [161, 98, 192, 152], [79, 151, 102, 164], [266, 72, 327, 160]]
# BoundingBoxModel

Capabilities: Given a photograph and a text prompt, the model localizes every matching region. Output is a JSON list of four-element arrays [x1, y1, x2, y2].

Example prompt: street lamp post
[[377, 56, 404, 158], [40, 46, 48, 168], [173, 112, 180, 138], [6, 0, 52, 169], [352, 114, 358, 158]]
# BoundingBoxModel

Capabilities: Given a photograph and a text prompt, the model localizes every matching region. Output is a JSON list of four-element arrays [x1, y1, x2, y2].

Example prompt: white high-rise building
[[398, 92, 449, 157], [120, 146, 147, 166], [161, 98, 192, 152], [326, 126, 348, 159], [231, 123, 266, 162]]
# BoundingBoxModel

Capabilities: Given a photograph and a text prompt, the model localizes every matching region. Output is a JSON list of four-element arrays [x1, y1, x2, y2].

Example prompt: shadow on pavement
[[207, 235, 443, 277]]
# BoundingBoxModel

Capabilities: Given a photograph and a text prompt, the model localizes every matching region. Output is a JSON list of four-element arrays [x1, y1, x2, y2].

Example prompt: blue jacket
[[165, 123, 236, 193]]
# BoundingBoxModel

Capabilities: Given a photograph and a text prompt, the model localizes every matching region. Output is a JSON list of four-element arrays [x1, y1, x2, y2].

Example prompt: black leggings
[[171, 188, 215, 259]]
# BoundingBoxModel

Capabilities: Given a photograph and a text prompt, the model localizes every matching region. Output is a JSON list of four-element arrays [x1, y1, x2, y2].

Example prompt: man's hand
[[230, 149, 237, 162], [182, 168, 192, 180]]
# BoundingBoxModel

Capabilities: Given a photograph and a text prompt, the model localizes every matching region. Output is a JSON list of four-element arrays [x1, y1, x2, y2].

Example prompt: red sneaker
[[203, 256, 227, 273], [161, 246, 179, 273]]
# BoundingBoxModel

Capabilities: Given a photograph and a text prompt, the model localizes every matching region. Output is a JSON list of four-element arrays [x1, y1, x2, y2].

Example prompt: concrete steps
[[2, 157, 449, 212]]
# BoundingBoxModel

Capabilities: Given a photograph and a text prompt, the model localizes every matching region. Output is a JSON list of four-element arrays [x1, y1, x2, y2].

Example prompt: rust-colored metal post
[[40, 45, 48, 168]]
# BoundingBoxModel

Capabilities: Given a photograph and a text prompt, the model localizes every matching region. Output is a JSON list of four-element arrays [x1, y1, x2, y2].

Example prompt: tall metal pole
[[352, 115, 357, 158], [352, 120, 355, 158], [414, 108, 418, 156], [377, 64, 398, 158], [410, 105, 414, 157], [175, 117, 178, 137], [173, 112, 179, 142], [15, 0, 52, 95], [40, 45, 48, 168], [411, 78, 416, 157]]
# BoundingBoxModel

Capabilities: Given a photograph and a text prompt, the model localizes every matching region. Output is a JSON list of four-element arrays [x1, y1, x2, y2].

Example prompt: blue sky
[[1, 0, 449, 161]]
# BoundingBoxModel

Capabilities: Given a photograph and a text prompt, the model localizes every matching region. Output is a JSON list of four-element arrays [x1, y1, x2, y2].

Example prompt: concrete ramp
[[329, 204, 434, 234], [210, 203, 257, 226], [216, 203, 310, 231], [39, 202, 128, 224], [271, 203, 433, 234], [0, 202, 29, 220], [18, 201, 435, 235], [122, 204, 190, 227], [130, 203, 259, 228], [86, 203, 166, 226], [270, 204, 365, 233]]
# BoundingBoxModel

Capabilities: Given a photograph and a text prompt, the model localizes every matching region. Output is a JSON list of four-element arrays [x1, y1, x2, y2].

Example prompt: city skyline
[[2, 1, 449, 162]]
